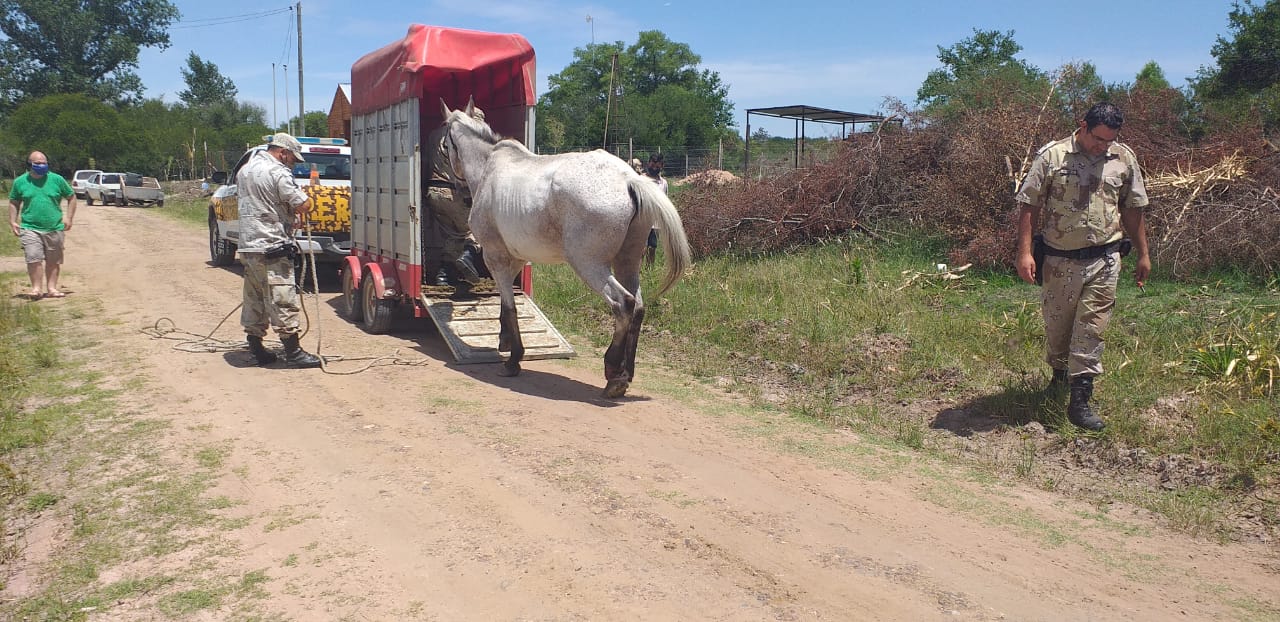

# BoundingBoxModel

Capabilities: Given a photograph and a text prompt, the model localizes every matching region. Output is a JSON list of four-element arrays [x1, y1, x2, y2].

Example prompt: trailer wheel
[[208, 211, 236, 266], [360, 272, 395, 334], [341, 266, 364, 322]]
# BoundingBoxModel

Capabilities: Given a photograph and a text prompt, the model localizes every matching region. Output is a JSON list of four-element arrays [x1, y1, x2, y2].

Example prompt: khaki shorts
[[19, 229, 65, 265]]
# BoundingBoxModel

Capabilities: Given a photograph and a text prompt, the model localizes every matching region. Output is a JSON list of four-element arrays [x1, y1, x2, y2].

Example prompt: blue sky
[[141, 0, 1239, 139]]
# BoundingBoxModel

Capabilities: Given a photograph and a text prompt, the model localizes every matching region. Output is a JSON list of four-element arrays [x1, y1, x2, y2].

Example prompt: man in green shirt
[[8, 151, 76, 299]]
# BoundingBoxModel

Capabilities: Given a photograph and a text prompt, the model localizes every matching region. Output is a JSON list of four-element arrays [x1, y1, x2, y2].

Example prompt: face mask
[[30, 163, 49, 175]]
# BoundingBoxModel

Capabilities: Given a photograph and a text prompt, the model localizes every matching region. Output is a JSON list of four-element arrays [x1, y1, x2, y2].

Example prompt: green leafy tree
[[0, 0, 180, 112], [278, 111, 329, 137], [4, 93, 137, 173], [179, 52, 237, 108], [916, 29, 1046, 117], [1192, 0, 1280, 130], [537, 31, 735, 151], [1134, 61, 1172, 91]]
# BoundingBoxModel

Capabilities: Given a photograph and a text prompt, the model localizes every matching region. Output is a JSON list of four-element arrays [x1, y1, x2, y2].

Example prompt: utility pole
[[272, 62, 278, 129], [296, 2, 305, 137], [284, 64, 291, 135]]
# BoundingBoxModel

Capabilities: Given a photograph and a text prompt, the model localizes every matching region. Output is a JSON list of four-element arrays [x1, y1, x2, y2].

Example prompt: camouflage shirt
[[1016, 132, 1148, 251], [236, 150, 308, 252]]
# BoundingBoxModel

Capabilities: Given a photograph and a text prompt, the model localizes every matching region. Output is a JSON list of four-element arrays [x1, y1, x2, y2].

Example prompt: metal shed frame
[[745, 104, 888, 172]]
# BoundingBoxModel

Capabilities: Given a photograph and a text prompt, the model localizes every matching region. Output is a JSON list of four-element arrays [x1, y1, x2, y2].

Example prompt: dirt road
[[6, 203, 1278, 621]]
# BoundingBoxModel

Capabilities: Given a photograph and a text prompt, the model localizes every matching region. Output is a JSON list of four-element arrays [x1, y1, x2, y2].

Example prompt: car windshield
[[291, 153, 350, 181]]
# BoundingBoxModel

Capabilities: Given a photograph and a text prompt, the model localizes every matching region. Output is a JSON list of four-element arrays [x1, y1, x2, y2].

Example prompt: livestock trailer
[[343, 24, 574, 363]]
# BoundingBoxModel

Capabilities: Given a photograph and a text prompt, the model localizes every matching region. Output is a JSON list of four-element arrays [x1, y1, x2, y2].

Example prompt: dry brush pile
[[679, 89, 1280, 279]]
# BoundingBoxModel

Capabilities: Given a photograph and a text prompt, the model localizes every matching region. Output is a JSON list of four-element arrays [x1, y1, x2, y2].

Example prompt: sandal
[[26, 291, 44, 300], [45, 290, 66, 298]]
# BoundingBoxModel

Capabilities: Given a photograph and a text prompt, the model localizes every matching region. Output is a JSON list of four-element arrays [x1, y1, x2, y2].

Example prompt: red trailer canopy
[[351, 24, 536, 117]]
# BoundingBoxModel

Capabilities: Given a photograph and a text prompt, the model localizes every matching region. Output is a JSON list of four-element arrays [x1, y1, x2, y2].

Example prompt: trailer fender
[[342, 256, 363, 288], [361, 262, 401, 299]]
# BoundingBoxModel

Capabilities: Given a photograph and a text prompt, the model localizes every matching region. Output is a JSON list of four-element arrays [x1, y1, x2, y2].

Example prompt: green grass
[[0, 275, 276, 619], [153, 190, 208, 227], [531, 229, 1280, 537]]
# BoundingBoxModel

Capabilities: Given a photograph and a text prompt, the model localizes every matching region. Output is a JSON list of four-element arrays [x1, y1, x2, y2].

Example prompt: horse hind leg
[[497, 299, 525, 377], [621, 304, 645, 382], [602, 290, 637, 398]]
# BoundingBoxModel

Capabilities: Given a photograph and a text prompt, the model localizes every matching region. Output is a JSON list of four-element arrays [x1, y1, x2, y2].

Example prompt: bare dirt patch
[[3, 204, 1279, 620]]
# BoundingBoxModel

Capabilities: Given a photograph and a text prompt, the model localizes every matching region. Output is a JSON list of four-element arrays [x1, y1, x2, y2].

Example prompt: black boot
[[449, 280, 477, 301], [246, 335, 278, 366], [280, 334, 322, 369], [1068, 375, 1105, 431], [457, 245, 488, 280]]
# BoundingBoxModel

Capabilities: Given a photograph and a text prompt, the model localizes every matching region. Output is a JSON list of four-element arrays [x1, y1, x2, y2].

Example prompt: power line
[[277, 7, 296, 67], [170, 7, 292, 30]]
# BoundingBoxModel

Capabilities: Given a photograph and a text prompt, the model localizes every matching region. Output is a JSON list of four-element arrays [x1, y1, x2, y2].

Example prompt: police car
[[207, 136, 352, 271]]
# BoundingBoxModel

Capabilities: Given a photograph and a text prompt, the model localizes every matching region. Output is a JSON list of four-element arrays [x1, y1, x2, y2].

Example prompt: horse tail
[[628, 177, 691, 297]]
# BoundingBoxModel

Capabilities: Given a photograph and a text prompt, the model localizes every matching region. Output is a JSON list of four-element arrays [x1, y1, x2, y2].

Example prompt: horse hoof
[[602, 379, 629, 398], [498, 363, 521, 377]]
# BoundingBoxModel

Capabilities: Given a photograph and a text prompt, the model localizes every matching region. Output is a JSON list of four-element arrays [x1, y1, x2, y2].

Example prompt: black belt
[[1043, 239, 1129, 260], [426, 180, 454, 189]]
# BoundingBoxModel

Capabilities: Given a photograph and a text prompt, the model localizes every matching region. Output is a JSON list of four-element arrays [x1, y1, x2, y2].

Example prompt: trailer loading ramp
[[422, 292, 576, 364]]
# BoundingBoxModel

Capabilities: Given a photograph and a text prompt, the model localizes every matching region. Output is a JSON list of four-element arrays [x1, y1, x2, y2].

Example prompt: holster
[[263, 241, 299, 259], [1032, 234, 1046, 286]]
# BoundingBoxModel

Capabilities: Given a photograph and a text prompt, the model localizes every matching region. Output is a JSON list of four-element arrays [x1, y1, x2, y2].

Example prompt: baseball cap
[[267, 132, 305, 161]]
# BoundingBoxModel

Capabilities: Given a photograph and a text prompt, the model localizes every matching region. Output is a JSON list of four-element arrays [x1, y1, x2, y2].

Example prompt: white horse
[[442, 99, 691, 398]]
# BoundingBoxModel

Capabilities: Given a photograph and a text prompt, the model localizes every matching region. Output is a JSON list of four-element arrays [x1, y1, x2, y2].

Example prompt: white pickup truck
[[84, 172, 165, 207]]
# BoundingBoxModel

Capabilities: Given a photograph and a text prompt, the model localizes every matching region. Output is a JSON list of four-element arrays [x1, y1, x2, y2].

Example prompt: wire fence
[[537, 141, 848, 181], [193, 143, 845, 184]]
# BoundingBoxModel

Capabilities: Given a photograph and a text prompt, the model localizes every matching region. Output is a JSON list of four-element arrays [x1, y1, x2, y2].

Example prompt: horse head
[[440, 97, 500, 188]]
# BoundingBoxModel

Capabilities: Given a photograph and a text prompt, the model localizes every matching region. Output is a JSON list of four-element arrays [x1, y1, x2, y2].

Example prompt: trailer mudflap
[[421, 292, 576, 364]]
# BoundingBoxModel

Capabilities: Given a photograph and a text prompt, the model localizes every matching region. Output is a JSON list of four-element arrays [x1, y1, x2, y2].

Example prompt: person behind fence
[[425, 105, 488, 298], [643, 152, 667, 268], [9, 151, 76, 300], [236, 132, 322, 369], [1014, 101, 1151, 431]]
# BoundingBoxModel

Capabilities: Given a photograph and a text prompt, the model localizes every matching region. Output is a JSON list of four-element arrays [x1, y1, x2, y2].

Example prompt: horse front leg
[[491, 262, 525, 377]]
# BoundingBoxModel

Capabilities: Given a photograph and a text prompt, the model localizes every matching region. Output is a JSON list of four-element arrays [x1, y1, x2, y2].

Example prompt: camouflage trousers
[[426, 186, 473, 265], [1041, 252, 1120, 377], [240, 254, 302, 338]]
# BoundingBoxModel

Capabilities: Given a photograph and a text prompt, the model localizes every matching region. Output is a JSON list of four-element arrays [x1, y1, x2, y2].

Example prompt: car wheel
[[360, 271, 395, 334], [86, 195, 93, 206], [208, 211, 236, 266], [342, 265, 364, 322]]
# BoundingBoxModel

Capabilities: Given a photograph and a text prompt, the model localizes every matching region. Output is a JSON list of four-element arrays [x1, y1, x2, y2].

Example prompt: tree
[[916, 29, 1046, 117], [1200, 0, 1280, 96], [179, 52, 238, 108], [4, 93, 138, 173], [0, 0, 179, 112], [1192, 0, 1280, 130], [536, 31, 735, 151], [1134, 61, 1172, 91], [278, 111, 329, 137]]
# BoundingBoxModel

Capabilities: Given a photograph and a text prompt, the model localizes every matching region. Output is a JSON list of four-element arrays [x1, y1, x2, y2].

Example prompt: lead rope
[[297, 195, 431, 375]]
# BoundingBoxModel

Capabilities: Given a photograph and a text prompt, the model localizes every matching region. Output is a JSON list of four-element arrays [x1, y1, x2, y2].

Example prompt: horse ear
[[464, 96, 475, 118], [440, 98, 452, 119]]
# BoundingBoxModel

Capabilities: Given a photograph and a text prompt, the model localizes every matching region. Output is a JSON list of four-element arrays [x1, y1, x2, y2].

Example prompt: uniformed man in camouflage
[[237, 132, 322, 369], [425, 105, 487, 298], [1015, 102, 1151, 430]]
